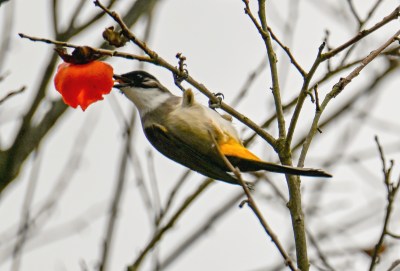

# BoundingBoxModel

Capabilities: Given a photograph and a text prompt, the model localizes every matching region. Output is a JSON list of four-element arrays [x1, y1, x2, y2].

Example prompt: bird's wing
[[144, 123, 240, 185]]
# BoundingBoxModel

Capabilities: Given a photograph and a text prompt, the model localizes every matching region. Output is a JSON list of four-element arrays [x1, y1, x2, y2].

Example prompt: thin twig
[[0, 116, 97, 263], [339, 1, 388, 66], [11, 149, 41, 271], [157, 189, 244, 270], [331, 30, 400, 96], [242, 0, 286, 139], [232, 58, 267, 106], [0, 202, 106, 262], [146, 150, 162, 226], [63, 0, 118, 39], [267, 26, 306, 77], [0, 0, 14, 72], [387, 232, 400, 239], [98, 110, 136, 271], [107, 88, 155, 226], [18, 33, 152, 63], [127, 179, 213, 271], [0, 86, 25, 105], [291, 61, 398, 157], [346, 0, 362, 26], [209, 132, 298, 271], [287, 5, 399, 151], [286, 42, 325, 151], [387, 259, 400, 271], [51, 0, 59, 37], [64, 0, 86, 35], [306, 228, 336, 271], [159, 170, 191, 223], [368, 136, 400, 271], [298, 29, 400, 168], [322, 6, 400, 60]]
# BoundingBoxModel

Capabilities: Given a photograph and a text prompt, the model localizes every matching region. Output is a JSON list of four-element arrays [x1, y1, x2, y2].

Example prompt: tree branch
[[368, 136, 400, 271], [298, 29, 400, 168], [242, 0, 286, 139]]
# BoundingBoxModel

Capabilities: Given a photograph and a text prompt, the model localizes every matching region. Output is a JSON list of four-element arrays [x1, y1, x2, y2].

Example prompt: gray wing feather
[[144, 124, 240, 185]]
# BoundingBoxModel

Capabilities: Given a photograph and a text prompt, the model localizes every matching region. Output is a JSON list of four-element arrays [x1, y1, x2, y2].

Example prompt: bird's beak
[[113, 74, 130, 89]]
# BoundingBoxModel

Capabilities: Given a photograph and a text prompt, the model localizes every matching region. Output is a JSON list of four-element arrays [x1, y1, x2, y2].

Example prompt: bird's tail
[[228, 157, 332, 178]]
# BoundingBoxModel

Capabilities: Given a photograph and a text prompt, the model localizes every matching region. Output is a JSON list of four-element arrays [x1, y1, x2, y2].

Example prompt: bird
[[113, 70, 331, 186]]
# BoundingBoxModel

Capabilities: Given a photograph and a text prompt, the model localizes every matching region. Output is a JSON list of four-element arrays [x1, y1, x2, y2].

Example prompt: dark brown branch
[[0, 86, 26, 105]]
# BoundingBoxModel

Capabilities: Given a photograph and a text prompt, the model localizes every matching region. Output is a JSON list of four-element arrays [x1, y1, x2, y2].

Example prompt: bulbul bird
[[113, 70, 331, 186]]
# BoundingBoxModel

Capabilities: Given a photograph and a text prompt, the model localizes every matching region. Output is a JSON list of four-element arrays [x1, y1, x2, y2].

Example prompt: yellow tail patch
[[219, 139, 261, 161]]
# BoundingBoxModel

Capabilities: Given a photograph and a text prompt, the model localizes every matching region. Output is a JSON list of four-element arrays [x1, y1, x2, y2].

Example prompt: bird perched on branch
[[114, 70, 331, 186]]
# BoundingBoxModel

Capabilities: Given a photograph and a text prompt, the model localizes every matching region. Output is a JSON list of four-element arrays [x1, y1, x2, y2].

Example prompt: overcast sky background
[[1, 0, 400, 270]]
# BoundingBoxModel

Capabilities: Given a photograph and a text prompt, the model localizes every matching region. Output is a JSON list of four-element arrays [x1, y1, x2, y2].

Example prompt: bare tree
[[1, 1, 400, 271]]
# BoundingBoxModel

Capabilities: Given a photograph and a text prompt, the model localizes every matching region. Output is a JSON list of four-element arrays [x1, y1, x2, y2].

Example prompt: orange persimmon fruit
[[54, 61, 114, 111]]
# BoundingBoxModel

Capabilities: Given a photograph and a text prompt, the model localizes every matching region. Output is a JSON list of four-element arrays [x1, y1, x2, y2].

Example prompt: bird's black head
[[113, 70, 160, 89]]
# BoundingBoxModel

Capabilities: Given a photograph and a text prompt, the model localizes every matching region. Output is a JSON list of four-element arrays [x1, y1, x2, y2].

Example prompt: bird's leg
[[174, 53, 189, 92], [208, 92, 224, 110]]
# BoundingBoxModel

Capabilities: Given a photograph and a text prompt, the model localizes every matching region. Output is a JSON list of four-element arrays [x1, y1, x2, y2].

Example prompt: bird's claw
[[208, 92, 224, 109]]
